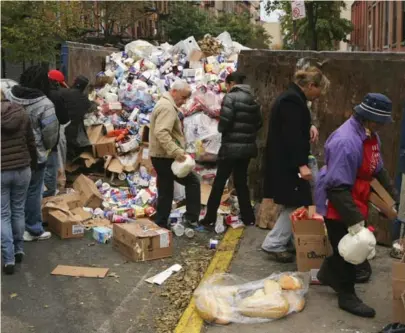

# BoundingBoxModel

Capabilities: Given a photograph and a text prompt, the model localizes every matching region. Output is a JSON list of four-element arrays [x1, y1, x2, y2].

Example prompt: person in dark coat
[[200, 72, 262, 227], [64, 75, 93, 160], [261, 66, 329, 262], [1, 90, 37, 274], [44, 70, 70, 197]]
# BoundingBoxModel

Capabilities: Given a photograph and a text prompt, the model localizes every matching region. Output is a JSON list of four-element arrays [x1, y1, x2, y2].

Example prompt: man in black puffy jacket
[[200, 72, 262, 227]]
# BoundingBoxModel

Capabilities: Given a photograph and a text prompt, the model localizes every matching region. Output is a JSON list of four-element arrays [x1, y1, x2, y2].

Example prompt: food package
[[194, 272, 309, 325], [171, 155, 196, 178], [338, 227, 377, 265]]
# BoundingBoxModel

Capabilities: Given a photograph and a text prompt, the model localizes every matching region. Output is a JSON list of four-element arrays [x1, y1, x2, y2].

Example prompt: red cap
[[48, 70, 68, 88]]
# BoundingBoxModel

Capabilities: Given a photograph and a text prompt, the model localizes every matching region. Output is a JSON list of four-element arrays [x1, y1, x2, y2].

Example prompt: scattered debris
[[9, 293, 18, 299], [51, 265, 109, 278], [145, 264, 182, 285]]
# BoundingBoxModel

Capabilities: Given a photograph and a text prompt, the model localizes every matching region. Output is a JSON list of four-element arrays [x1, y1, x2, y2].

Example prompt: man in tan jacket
[[150, 80, 201, 227]]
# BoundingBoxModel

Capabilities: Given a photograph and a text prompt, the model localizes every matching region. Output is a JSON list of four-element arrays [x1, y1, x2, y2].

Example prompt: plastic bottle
[[172, 222, 185, 237]]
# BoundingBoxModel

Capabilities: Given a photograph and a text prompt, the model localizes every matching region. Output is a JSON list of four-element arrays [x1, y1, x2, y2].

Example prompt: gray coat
[[6, 86, 59, 164]]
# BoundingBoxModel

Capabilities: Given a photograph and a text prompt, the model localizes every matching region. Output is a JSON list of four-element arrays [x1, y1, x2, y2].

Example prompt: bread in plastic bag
[[171, 155, 196, 178], [194, 272, 309, 325], [338, 228, 376, 265]]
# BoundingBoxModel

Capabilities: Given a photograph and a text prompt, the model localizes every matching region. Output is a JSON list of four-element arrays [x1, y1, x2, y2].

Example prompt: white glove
[[348, 221, 365, 236]]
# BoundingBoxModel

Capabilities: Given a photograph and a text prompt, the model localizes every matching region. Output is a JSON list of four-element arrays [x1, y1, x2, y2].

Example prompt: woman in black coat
[[261, 66, 329, 262], [200, 72, 262, 227]]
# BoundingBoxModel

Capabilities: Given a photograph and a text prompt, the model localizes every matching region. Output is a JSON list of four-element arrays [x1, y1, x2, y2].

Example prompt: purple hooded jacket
[[315, 116, 383, 216]]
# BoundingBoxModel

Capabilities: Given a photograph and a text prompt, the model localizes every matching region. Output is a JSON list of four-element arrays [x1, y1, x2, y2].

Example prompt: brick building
[[199, 1, 260, 23], [351, 0, 405, 52]]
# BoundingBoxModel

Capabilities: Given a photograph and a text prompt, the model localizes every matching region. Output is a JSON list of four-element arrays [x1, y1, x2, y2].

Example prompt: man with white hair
[[149, 80, 201, 228]]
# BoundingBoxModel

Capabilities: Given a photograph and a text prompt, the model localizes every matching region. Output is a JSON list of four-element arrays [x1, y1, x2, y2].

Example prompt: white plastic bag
[[171, 155, 196, 178], [338, 228, 376, 265], [194, 272, 309, 325]]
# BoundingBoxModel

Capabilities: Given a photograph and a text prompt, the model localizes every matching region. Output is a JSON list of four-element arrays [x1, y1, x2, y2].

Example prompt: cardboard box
[[370, 178, 397, 220], [292, 207, 332, 284], [135, 145, 154, 174], [392, 254, 405, 323], [95, 135, 117, 157], [113, 220, 172, 262], [140, 125, 149, 143], [48, 210, 85, 239], [42, 193, 82, 222], [73, 174, 103, 209], [87, 125, 104, 156], [367, 203, 392, 246]]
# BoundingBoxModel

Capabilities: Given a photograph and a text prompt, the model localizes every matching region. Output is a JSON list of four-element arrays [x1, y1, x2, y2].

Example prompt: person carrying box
[[315, 93, 399, 318]]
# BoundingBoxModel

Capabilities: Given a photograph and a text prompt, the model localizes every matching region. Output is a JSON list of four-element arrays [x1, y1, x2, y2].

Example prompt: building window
[[384, 1, 389, 46], [393, 0, 397, 45], [402, 1, 405, 42]]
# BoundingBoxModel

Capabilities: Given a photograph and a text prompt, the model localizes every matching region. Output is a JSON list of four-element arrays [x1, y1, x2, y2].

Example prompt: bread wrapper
[[194, 272, 309, 325]]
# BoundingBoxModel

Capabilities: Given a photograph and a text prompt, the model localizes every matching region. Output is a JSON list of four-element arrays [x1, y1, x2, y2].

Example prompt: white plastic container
[[171, 155, 196, 178], [338, 227, 376, 265]]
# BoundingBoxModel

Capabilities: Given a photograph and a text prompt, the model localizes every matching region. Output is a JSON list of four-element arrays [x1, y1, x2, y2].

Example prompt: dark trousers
[[205, 158, 254, 224], [151, 157, 201, 226], [323, 218, 356, 293]]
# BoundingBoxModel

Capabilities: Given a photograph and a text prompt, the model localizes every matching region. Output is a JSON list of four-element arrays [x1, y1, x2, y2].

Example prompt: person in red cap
[[48, 70, 68, 88], [45, 70, 70, 197]]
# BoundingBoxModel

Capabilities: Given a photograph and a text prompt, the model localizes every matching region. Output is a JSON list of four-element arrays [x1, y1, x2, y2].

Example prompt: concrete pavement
[[204, 227, 392, 333]]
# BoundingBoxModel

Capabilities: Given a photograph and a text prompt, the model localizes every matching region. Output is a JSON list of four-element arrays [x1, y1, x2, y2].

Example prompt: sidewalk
[[204, 226, 392, 333]]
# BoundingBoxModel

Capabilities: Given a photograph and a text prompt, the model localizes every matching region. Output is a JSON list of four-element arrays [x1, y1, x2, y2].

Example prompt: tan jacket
[[149, 92, 185, 159]]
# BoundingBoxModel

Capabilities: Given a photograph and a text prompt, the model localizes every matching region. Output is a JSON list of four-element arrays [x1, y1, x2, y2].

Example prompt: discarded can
[[209, 239, 219, 249], [112, 215, 125, 223], [144, 206, 156, 217], [185, 228, 195, 238], [118, 173, 127, 181], [172, 223, 185, 237], [225, 215, 239, 225]]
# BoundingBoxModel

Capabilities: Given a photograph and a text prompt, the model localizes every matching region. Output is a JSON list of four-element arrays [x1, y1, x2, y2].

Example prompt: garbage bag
[[338, 227, 376, 265], [194, 272, 309, 325], [171, 155, 196, 178]]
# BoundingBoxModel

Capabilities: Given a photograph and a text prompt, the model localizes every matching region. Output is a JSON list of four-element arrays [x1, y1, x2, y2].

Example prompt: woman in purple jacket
[[315, 93, 398, 317]]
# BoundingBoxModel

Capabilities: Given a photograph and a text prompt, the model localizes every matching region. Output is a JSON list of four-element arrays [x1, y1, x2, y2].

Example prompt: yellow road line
[[174, 227, 244, 333]]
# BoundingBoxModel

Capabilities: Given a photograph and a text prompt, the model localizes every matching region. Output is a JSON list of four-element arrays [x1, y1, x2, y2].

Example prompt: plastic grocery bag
[[338, 227, 377, 265], [171, 155, 196, 178], [194, 272, 309, 325]]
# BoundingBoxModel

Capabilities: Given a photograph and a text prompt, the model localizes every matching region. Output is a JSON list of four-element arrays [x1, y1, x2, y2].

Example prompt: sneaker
[[355, 260, 372, 284], [24, 231, 51, 242], [338, 292, 376, 318], [15, 253, 24, 264], [266, 251, 294, 263], [3, 264, 15, 275]]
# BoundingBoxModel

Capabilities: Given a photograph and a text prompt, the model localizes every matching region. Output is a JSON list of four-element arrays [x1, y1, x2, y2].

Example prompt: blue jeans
[[1, 167, 31, 265], [43, 150, 58, 198], [25, 163, 46, 236]]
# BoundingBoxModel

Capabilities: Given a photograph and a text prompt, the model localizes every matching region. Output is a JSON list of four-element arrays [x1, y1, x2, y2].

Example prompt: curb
[[174, 227, 244, 333]]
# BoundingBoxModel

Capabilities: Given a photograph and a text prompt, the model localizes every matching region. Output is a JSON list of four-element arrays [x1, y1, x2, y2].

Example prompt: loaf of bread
[[283, 291, 305, 313], [238, 293, 289, 319], [279, 275, 303, 290], [195, 291, 233, 325], [263, 280, 282, 295], [252, 288, 265, 298]]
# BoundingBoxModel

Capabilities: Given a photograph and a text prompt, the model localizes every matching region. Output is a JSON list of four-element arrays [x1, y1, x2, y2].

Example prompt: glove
[[348, 221, 365, 236]]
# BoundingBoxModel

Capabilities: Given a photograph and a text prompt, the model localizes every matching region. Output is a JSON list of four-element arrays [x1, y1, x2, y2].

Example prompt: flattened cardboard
[[369, 192, 397, 220], [392, 258, 405, 323], [51, 265, 109, 278], [371, 178, 396, 208], [87, 125, 104, 156], [292, 214, 331, 277], [107, 158, 124, 174], [79, 152, 99, 168], [113, 220, 172, 262], [135, 145, 154, 173], [73, 174, 103, 209], [95, 135, 117, 157], [47, 210, 85, 239]]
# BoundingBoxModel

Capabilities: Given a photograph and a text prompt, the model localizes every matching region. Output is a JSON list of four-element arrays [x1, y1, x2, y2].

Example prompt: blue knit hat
[[354, 93, 393, 124]]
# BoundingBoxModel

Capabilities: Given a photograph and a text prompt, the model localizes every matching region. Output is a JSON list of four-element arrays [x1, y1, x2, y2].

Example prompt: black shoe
[[317, 261, 340, 292], [199, 219, 215, 232], [356, 260, 372, 283], [183, 218, 199, 229], [338, 293, 376, 318], [15, 253, 24, 264], [3, 264, 15, 275], [266, 251, 294, 263]]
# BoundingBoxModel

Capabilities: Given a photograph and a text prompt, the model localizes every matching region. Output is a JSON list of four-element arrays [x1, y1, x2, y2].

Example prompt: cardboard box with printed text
[[113, 219, 172, 262]]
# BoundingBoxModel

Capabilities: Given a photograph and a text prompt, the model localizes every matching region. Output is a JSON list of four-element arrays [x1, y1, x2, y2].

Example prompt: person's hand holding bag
[[172, 154, 196, 178]]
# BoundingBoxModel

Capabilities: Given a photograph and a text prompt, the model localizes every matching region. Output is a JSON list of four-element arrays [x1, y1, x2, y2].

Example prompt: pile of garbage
[[66, 32, 250, 238]]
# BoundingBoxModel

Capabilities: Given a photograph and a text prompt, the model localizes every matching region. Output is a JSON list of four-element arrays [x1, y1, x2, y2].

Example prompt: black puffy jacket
[[217, 85, 262, 160]]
